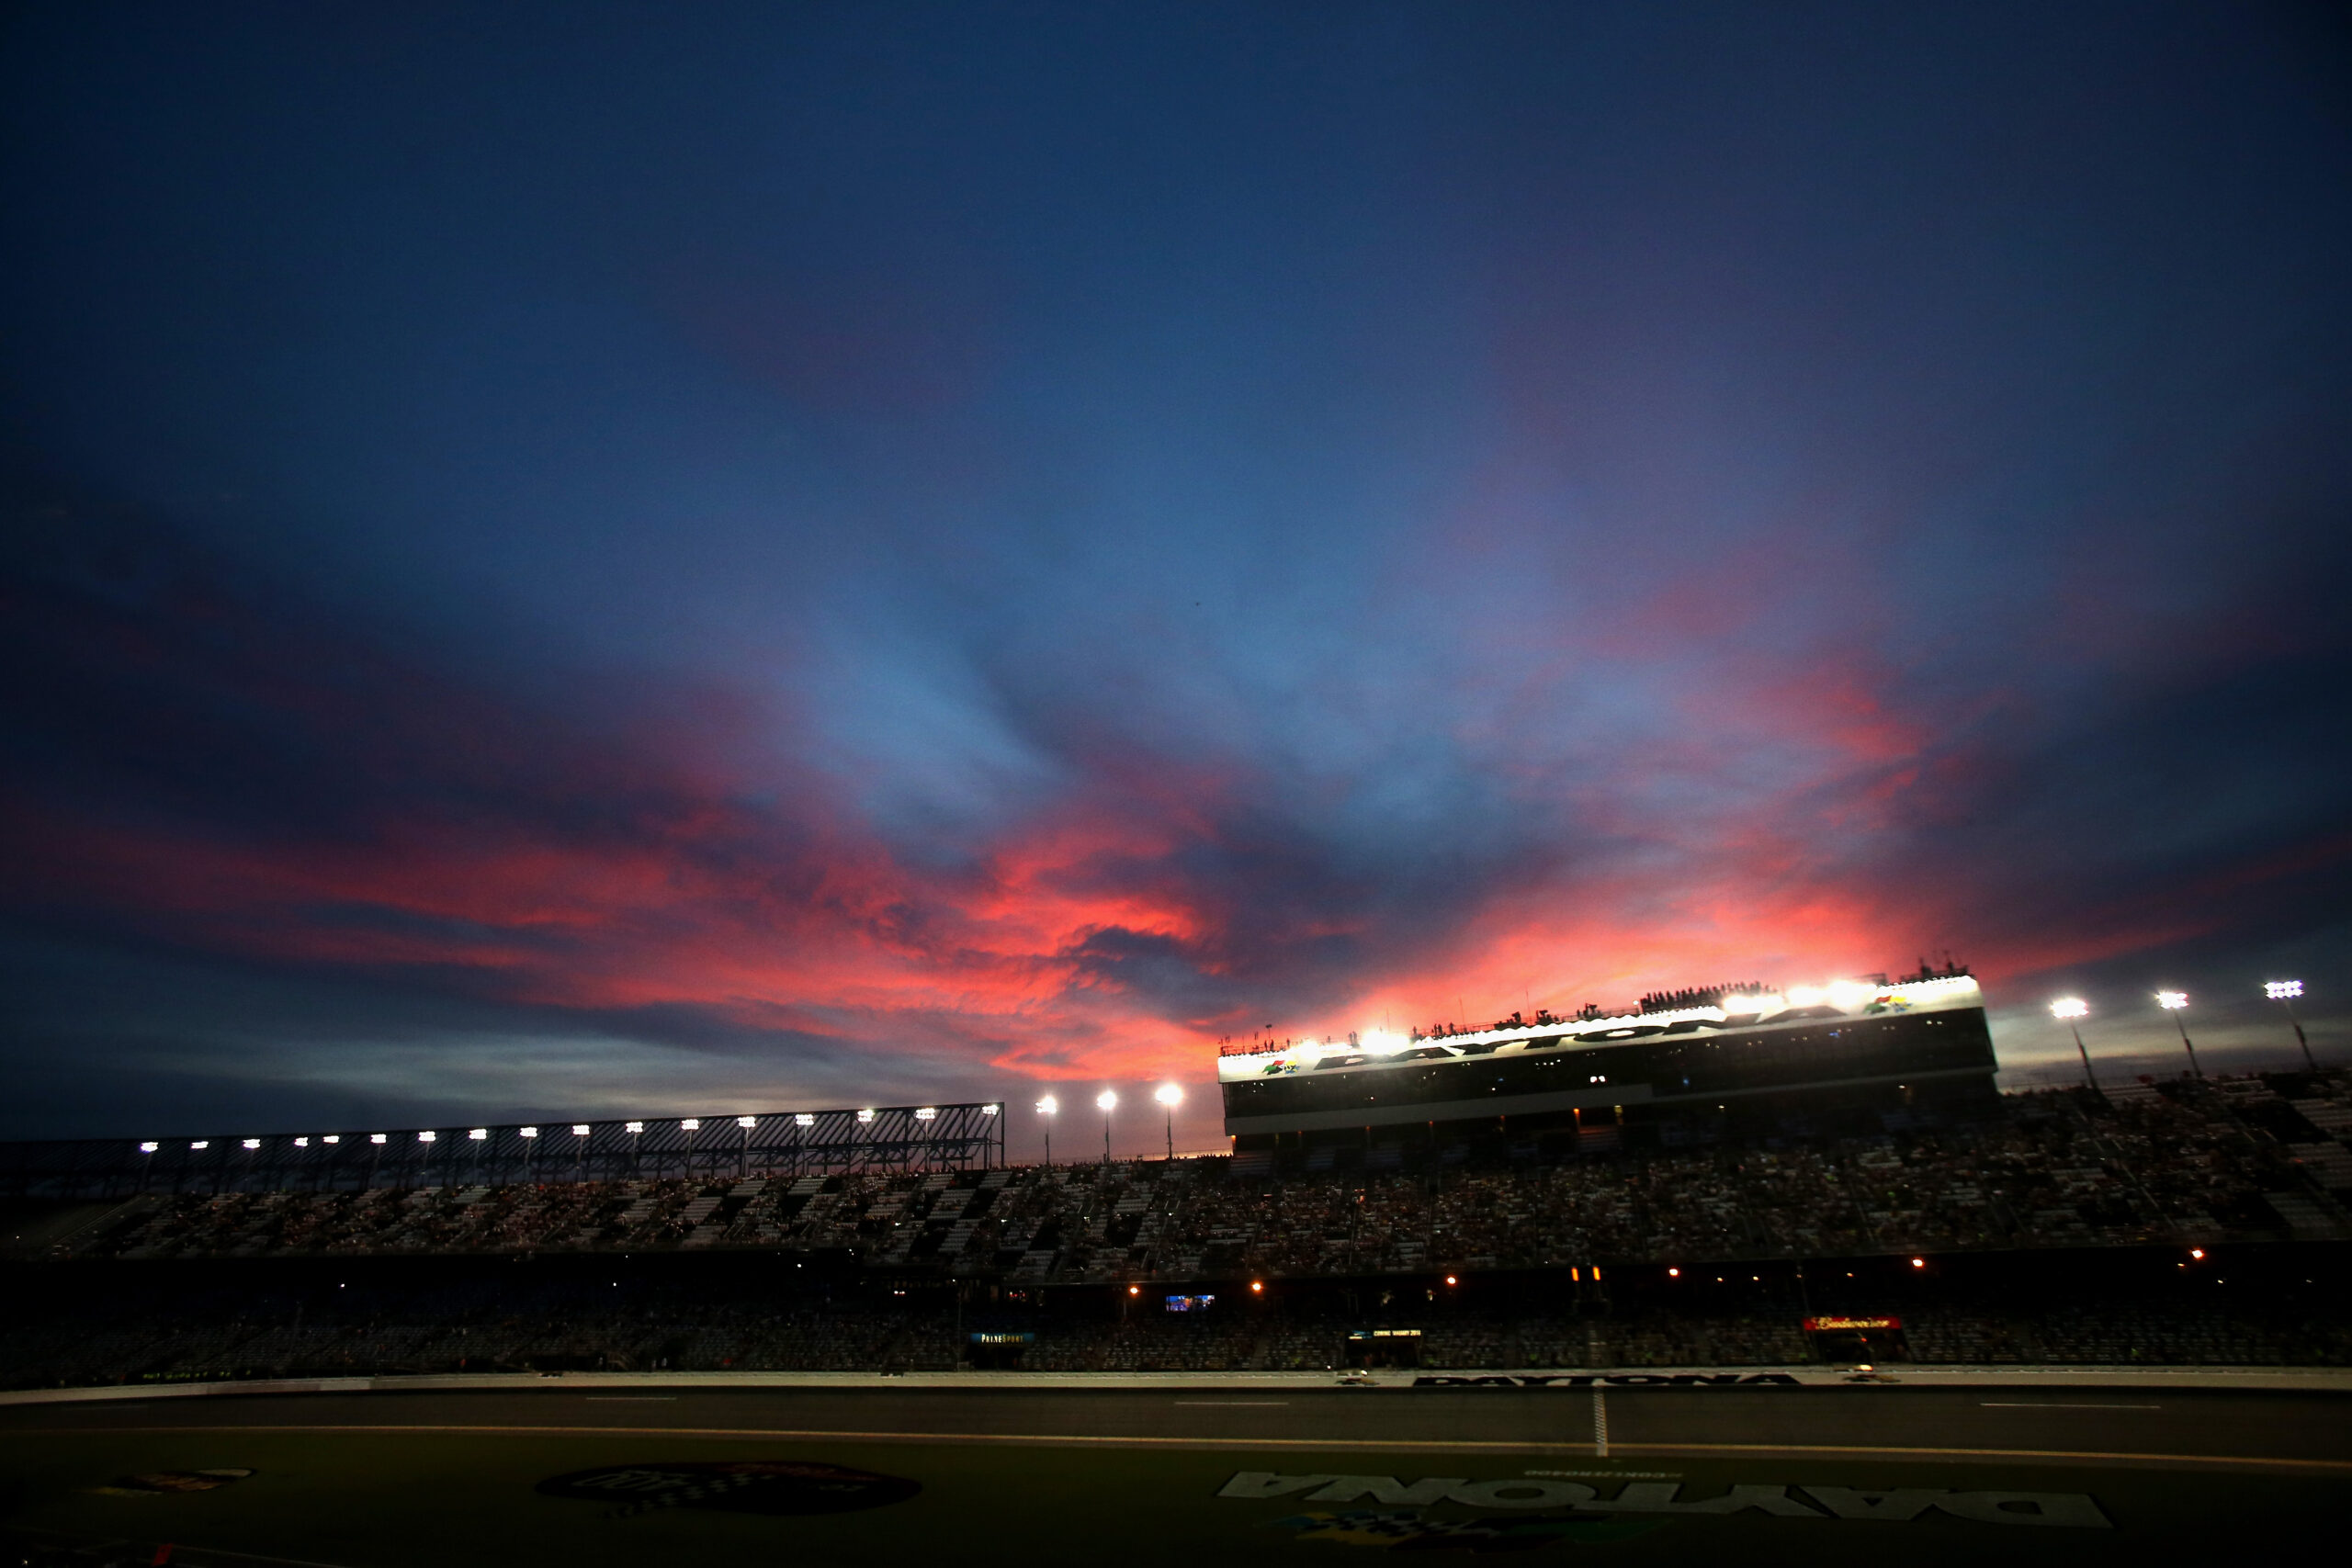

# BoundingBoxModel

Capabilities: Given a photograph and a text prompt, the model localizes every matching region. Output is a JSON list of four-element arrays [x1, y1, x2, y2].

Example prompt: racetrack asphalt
[[8, 1382, 2348, 1474]]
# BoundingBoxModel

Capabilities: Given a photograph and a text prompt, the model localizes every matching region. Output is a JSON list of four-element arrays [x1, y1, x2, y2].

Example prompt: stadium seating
[[50, 1071, 2352, 1275]]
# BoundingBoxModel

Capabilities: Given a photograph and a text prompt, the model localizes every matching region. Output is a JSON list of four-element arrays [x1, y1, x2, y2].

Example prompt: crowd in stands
[[44, 1071, 2352, 1279]]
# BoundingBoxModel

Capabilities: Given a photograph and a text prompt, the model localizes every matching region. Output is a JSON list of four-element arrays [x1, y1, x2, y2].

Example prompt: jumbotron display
[[1218, 970, 1995, 1144]]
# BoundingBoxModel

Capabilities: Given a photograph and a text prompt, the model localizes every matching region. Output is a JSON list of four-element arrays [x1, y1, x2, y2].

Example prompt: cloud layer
[[2, 3, 2348, 1145]]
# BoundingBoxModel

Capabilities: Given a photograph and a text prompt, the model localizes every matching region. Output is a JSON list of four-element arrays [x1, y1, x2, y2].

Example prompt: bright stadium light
[[1096, 1089, 1117, 1111], [1826, 981, 1871, 1011], [1359, 1029, 1407, 1055], [794, 1112, 815, 1127], [322, 1134, 339, 1145], [2155, 990, 2202, 1078], [2050, 998, 2099, 1095], [914, 1107, 937, 1121], [572, 1124, 591, 1136], [468, 1128, 488, 1141], [1096, 1089, 1116, 1165], [519, 1126, 537, 1139], [190, 1141, 209, 1151], [737, 1115, 756, 1129], [139, 1142, 158, 1154], [856, 1109, 876, 1123], [680, 1119, 700, 1132], [294, 1137, 309, 1148], [242, 1139, 260, 1150], [2266, 980, 2315, 1071], [369, 1134, 388, 1145], [981, 1103, 999, 1115], [417, 1130, 435, 1143], [1036, 1095, 1058, 1168], [1154, 1084, 1182, 1160], [1788, 986, 1826, 1007], [624, 1121, 643, 1134]]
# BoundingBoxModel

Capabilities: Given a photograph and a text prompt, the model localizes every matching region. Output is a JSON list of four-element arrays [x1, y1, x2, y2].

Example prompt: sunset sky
[[4, 2, 2348, 1152]]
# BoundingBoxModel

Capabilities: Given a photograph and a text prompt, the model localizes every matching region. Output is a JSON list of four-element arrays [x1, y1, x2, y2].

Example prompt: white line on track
[[583, 1396, 678, 1402], [1980, 1403, 2161, 1410], [15, 1426, 2348, 1473], [1172, 1400, 1289, 1406]]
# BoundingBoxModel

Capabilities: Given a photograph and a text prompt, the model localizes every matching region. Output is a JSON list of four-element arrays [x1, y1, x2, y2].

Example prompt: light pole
[[1096, 1089, 1117, 1165], [1035, 1095, 1057, 1168], [2051, 998, 2098, 1093], [1154, 1083, 1182, 1161], [2267, 980, 2315, 1072], [2156, 991, 2200, 1078]]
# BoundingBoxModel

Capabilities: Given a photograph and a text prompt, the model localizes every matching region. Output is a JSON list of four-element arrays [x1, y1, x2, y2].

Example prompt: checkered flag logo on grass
[[537, 1461, 921, 1517]]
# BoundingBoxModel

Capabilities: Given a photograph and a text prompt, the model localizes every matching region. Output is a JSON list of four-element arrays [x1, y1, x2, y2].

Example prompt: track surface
[[3, 1385, 2346, 1565], [9, 1383, 2351, 1468]]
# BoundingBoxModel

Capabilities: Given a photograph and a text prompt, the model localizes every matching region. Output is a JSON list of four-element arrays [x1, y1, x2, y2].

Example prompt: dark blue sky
[[3, 2, 2348, 1151]]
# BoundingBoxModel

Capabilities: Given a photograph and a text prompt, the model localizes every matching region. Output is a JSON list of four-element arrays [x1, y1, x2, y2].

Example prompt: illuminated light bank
[[1217, 973, 1995, 1139], [1217, 974, 1984, 1084]]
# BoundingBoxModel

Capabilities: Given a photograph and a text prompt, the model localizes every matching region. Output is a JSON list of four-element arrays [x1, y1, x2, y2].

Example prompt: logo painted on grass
[[1267, 1510, 1662, 1552], [537, 1461, 920, 1518], [92, 1468, 255, 1495], [1220, 1474, 2109, 1529]]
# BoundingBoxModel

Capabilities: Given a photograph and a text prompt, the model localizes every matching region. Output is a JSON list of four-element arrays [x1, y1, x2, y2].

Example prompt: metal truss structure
[[0, 1102, 1005, 1200]]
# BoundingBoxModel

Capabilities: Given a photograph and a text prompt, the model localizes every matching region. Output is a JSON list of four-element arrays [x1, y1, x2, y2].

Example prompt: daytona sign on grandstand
[[1412, 1372, 1802, 1386]]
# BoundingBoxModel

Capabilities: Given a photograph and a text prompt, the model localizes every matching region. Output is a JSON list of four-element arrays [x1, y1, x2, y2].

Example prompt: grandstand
[[4, 1066, 2350, 1388]]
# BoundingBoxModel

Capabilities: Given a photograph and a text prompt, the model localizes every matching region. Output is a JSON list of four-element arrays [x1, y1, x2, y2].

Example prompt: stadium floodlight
[[1154, 1083, 1182, 1160], [1035, 1095, 1058, 1168], [572, 1124, 591, 1136], [680, 1118, 699, 1132], [1095, 1089, 1116, 1165], [856, 1109, 876, 1123], [519, 1126, 537, 1138], [139, 1141, 158, 1154], [242, 1138, 260, 1150], [737, 1114, 756, 1128], [417, 1130, 435, 1143], [914, 1107, 937, 1121], [1826, 980, 1871, 1011], [190, 1141, 209, 1151], [2050, 999, 2099, 1094], [468, 1128, 488, 1141], [2266, 980, 2315, 1070], [294, 1137, 309, 1148], [981, 1103, 999, 1115], [2155, 990, 2202, 1078], [370, 1134, 388, 1145], [794, 1112, 815, 1127], [1787, 986, 1826, 1008], [322, 1134, 339, 1145], [624, 1121, 643, 1134]]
